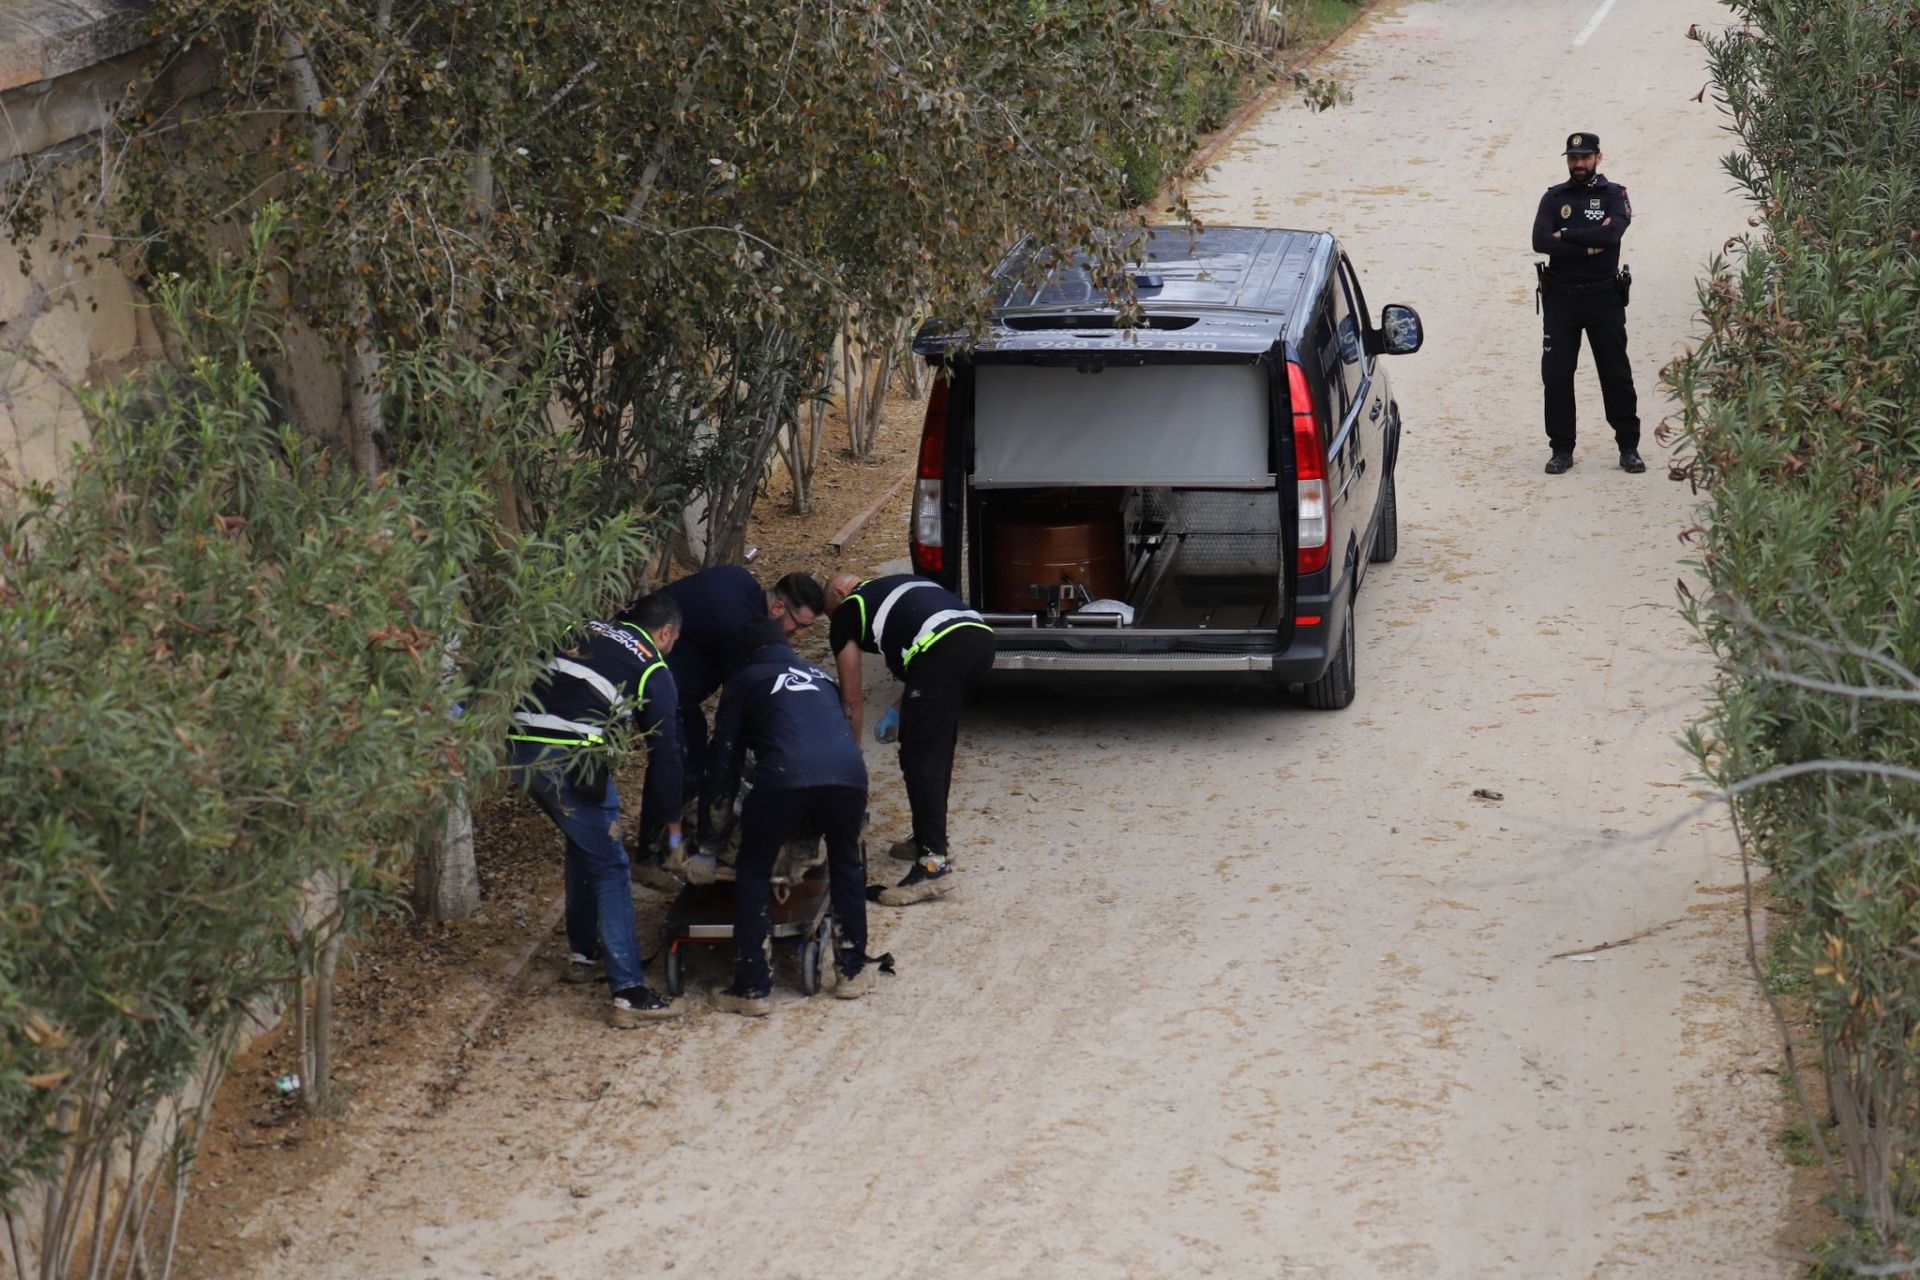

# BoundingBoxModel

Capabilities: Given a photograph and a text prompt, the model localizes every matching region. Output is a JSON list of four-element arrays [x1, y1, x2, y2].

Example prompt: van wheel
[[1370, 472, 1399, 564], [1301, 599, 1356, 710]]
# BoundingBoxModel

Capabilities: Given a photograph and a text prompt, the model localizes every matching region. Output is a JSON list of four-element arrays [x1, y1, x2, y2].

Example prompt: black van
[[907, 225, 1423, 708]]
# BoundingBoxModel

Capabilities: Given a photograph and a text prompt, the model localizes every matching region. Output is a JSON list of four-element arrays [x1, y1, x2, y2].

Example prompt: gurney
[[657, 827, 841, 998]]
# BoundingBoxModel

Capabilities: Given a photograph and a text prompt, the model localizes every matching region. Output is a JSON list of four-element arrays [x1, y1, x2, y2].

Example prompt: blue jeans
[[506, 739, 646, 995]]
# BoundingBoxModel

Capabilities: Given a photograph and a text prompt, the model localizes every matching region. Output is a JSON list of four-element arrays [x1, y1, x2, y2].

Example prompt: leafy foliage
[[1671, 3, 1920, 1263], [10, 0, 1348, 536], [0, 214, 647, 1274]]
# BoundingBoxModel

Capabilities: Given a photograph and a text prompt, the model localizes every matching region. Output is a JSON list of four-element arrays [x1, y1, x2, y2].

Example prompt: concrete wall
[[1, 2, 161, 487]]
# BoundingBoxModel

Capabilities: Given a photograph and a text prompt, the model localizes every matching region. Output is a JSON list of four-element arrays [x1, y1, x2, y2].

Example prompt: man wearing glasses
[[632, 565, 825, 887]]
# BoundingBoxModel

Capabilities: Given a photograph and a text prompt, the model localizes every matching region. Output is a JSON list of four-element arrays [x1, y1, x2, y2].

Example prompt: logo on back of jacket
[[586, 620, 653, 663], [771, 665, 824, 695]]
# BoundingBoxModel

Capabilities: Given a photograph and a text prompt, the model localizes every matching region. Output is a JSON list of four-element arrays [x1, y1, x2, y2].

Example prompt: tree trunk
[[414, 792, 481, 920]]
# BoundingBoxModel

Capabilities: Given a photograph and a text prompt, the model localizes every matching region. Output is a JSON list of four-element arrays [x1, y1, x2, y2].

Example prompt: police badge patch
[[1560, 204, 1572, 219]]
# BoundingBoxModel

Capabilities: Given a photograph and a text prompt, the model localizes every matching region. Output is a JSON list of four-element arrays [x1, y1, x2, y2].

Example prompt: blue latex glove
[[874, 705, 900, 744]]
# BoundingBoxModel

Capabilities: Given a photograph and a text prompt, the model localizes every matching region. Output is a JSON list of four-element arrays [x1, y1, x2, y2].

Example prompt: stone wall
[[1, 2, 159, 487]]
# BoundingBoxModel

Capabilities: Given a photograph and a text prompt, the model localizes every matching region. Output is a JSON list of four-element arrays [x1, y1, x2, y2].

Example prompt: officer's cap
[[1563, 132, 1600, 155]]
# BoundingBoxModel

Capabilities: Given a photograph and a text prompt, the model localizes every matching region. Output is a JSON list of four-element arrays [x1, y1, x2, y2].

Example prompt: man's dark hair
[[730, 617, 787, 672], [619, 591, 682, 635], [772, 572, 825, 617]]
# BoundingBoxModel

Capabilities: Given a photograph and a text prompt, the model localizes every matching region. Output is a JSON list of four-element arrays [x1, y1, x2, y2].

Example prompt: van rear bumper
[[983, 617, 1334, 688]]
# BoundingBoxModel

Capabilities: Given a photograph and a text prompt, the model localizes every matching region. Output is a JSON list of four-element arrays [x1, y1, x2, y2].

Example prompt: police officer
[[632, 566, 825, 886], [824, 572, 995, 906], [701, 618, 872, 1016], [1531, 131, 1644, 476], [505, 592, 684, 1027]]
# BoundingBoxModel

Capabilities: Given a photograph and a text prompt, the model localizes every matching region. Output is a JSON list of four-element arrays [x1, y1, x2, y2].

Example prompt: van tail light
[[1287, 361, 1330, 576], [910, 376, 948, 575]]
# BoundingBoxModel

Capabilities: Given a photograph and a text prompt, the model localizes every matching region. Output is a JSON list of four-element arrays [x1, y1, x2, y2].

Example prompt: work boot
[[710, 985, 772, 1017], [878, 856, 954, 907], [886, 837, 922, 863], [609, 986, 681, 1028], [1619, 449, 1646, 474], [560, 952, 604, 985], [632, 856, 682, 894], [1544, 450, 1573, 475], [834, 965, 875, 1000]]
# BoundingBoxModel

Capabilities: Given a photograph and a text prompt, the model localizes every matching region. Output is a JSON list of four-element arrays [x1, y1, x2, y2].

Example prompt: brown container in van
[[988, 491, 1124, 612]]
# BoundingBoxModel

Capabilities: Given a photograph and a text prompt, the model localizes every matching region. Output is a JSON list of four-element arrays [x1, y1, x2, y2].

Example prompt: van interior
[[967, 360, 1283, 631]]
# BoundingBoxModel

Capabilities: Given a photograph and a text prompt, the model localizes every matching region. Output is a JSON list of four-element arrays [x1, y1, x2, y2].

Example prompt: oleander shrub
[[0, 216, 648, 1279], [1673, 2, 1920, 1263]]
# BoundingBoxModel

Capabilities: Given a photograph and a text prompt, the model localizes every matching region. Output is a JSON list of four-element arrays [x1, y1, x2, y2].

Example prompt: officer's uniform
[[1531, 131, 1640, 460], [654, 565, 769, 840], [703, 636, 869, 997], [827, 574, 994, 859], [506, 620, 680, 1000]]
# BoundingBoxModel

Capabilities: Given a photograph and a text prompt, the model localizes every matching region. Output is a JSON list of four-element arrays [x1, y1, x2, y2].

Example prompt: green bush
[[1674, 3, 1920, 1263], [0, 214, 648, 1277]]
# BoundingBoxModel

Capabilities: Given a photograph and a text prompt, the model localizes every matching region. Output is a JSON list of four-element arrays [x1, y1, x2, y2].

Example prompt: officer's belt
[[1538, 275, 1619, 298]]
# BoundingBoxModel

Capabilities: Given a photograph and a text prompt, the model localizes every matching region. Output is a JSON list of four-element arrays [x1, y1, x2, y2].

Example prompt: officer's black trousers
[[731, 783, 868, 995], [1541, 290, 1640, 453], [897, 627, 996, 856]]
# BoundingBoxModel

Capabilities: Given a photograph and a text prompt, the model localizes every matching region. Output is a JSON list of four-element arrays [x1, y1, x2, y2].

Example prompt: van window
[[1328, 271, 1366, 414], [971, 362, 1273, 488], [1312, 295, 1345, 423]]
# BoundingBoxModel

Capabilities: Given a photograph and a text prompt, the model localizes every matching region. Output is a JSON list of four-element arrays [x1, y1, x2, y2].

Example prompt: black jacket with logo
[[509, 620, 681, 820], [1531, 174, 1632, 282], [826, 574, 990, 681], [703, 642, 867, 833]]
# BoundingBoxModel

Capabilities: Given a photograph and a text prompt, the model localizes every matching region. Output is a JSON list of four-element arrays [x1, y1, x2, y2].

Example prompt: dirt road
[[233, 2, 1793, 1275]]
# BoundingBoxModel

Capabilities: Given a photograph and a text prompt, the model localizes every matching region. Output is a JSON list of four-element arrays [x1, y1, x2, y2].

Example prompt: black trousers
[[897, 627, 996, 856], [732, 783, 868, 995], [1541, 289, 1640, 453]]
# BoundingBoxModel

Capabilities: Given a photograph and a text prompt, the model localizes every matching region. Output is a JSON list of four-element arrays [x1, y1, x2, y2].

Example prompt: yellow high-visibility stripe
[[901, 620, 993, 668]]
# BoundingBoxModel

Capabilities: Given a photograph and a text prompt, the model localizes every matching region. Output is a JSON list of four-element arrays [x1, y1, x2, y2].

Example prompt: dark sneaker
[[834, 965, 875, 1000], [878, 857, 954, 907], [560, 952, 604, 985], [710, 985, 772, 1017], [886, 837, 922, 863], [609, 986, 681, 1028], [632, 857, 682, 894], [1619, 450, 1646, 474], [1544, 450, 1573, 475]]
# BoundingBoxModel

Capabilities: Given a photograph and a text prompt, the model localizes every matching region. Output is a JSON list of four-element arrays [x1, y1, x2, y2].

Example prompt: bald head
[[825, 572, 862, 612]]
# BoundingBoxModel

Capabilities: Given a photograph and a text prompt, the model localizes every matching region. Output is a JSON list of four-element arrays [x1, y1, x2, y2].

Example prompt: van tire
[[1301, 599, 1357, 710], [1370, 472, 1399, 564]]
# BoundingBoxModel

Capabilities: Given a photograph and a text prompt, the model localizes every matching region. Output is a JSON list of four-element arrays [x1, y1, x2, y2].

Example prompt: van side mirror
[[1378, 303, 1424, 355]]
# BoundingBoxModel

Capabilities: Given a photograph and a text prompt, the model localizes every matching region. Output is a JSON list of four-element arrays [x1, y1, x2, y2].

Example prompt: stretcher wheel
[[664, 944, 685, 997], [800, 936, 824, 996]]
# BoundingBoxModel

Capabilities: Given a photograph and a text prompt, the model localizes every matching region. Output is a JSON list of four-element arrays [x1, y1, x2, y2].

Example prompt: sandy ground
[[210, 2, 1800, 1275]]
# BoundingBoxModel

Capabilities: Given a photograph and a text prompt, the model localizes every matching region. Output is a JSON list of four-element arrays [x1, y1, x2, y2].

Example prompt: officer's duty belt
[[1538, 275, 1620, 297]]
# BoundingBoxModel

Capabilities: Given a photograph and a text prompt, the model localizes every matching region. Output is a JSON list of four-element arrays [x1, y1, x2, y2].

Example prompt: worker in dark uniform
[[824, 572, 995, 906], [505, 592, 685, 1027], [631, 566, 825, 888], [701, 618, 872, 1015], [1531, 131, 1644, 476]]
